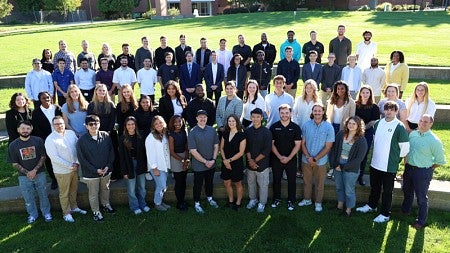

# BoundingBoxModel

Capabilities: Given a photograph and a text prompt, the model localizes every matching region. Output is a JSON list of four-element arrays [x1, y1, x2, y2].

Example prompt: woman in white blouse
[[293, 79, 321, 128], [241, 80, 265, 128], [145, 115, 171, 212], [405, 82, 436, 132]]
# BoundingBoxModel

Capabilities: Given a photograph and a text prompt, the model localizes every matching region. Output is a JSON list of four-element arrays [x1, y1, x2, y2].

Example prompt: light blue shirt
[[301, 119, 335, 166], [341, 65, 362, 92], [25, 70, 54, 101], [62, 102, 87, 136], [265, 91, 294, 128], [74, 68, 96, 90]]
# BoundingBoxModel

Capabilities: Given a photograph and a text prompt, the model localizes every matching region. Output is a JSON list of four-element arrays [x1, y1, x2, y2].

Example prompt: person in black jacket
[[250, 50, 272, 97], [252, 33, 277, 67], [183, 84, 216, 128], [134, 95, 159, 138], [32, 91, 62, 189], [6, 93, 33, 145], [195, 37, 212, 74], [158, 80, 187, 124], [119, 116, 150, 215], [227, 54, 247, 99]]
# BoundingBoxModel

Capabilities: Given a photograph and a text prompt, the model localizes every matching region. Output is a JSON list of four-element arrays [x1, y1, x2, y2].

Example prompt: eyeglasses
[[87, 122, 99, 126]]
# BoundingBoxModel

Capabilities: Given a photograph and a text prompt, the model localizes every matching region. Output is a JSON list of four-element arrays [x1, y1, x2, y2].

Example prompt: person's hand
[[335, 166, 341, 172], [153, 168, 160, 177], [182, 159, 190, 171], [223, 159, 232, 170], [27, 169, 37, 180], [124, 175, 129, 180], [205, 160, 215, 169], [72, 163, 79, 171], [211, 85, 217, 90], [307, 157, 317, 166], [279, 156, 289, 164]]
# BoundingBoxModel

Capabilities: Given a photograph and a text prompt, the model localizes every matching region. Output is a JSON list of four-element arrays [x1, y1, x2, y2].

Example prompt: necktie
[[188, 64, 192, 77]]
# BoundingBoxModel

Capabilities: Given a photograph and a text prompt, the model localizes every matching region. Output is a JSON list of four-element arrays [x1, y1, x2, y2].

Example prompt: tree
[[97, 0, 135, 19], [14, 0, 45, 12], [43, 0, 82, 19], [0, 0, 13, 19]]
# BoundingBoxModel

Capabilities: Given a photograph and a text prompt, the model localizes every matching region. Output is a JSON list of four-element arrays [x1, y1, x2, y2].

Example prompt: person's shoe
[[298, 199, 312, 207], [296, 171, 303, 178], [27, 216, 36, 224], [224, 201, 234, 208], [63, 214, 75, 223], [178, 203, 188, 211], [93, 211, 104, 222], [161, 202, 171, 209], [208, 199, 219, 208], [342, 211, 351, 217], [232, 203, 241, 211], [246, 199, 258, 209], [256, 203, 265, 213], [142, 206, 151, 212], [155, 205, 167, 211], [195, 204, 205, 214], [411, 222, 424, 230], [71, 207, 88, 215], [315, 203, 323, 212], [373, 214, 390, 223], [327, 169, 334, 179], [51, 180, 58, 190], [356, 204, 377, 213], [271, 199, 281, 208], [358, 177, 366, 186], [287, 201, 295, 211], [133, 209, 142, 215], [44, 214, 53, 222], [102, 204, 116, 214]]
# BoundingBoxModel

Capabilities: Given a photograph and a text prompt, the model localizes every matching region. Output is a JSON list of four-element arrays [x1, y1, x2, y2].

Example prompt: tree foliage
[[14, 0, 45, 12], [43, 0, 82, 13], [0, 0, 13, 19], [97, 0, 135, 19]]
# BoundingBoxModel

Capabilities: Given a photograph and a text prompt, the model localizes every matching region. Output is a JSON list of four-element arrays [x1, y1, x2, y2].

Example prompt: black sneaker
[[224, 202, 234, 208], [271, 199, 281, 208], [287, 201, 295, 211], [102, 204, 116, 214], [93, 211, 104, 222], [232, 203, 241, 211]]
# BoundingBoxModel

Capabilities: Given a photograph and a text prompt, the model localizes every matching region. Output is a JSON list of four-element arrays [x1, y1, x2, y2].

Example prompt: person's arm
[[228, 138, 246, 162], [45, 136, 74, 169], [343, 138, 368, 171]]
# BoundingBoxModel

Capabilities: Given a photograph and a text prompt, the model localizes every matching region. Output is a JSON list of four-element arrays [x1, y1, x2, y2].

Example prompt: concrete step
[[1, 172, 449, 213]]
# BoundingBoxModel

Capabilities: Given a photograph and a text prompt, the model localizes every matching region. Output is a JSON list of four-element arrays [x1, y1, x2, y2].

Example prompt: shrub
[[375, 2, 392, 11], [97, 0, 135, 19], [168, 7, 180, 16], [392, 4, 405, 11], [0, 0, 13, 19]]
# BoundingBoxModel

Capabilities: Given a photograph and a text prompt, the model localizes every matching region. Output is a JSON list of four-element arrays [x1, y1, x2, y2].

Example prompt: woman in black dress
[[134, 95, 159, 138], [220, 114, 246, 210]]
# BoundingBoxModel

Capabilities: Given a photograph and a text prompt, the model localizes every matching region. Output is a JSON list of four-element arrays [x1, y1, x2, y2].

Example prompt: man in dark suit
[[301, 50, 323, 85], [203, 51, 224, 106], [179, 51, 202, 102], [195, 37, 212, 75], [175, 34, 192, 67]]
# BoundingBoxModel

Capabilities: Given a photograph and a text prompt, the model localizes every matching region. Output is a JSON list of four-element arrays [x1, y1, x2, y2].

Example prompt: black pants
[[368, 166, 396, 217], [193, 169, 215, 202], [272, 159, 297, 202], [173, 170, 188, 205], [207, 90, 221, 106]]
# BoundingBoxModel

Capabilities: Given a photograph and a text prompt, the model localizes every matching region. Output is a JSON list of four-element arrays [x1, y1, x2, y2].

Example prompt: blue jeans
[[126, 159, 148, 211], [401, 164, 433, 226], [334, 170, 359, 208], [149, 169, 167, 205], [18, 173, 51, 218]]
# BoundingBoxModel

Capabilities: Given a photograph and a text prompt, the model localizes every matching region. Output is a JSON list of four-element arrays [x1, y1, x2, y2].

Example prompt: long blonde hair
[[302, 79, 319, 102], [92, 83, 113, 114], [66, 84, 88, 113], [406, 82, 430, 117], [120, 84, 138, 113]]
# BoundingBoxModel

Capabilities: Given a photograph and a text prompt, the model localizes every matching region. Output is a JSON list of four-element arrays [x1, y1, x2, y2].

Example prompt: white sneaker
[[44, 214, 53, 222], [208, 199, 219, 208], [27, 216, 36, 224], [315, 203, 323, 212], [72, 207, 88, 215], [133, 209, 142, 215], [195, 204, 205, 214], [298, 199, 312, 207], [373, 214, 390, 223], [247, 199, 258, 209], [356, 204, 377, 213], [142, 206, 151, 212], [256, 203, 265, 213], [63, 214, 75, 223]]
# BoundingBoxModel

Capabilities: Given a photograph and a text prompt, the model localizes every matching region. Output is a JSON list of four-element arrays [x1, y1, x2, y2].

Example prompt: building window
[[192, 2, 211, 16], [169, 3, 180, 9]]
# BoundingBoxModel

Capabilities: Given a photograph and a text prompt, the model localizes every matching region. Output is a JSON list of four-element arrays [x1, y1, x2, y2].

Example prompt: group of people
[[7, 26, 445, 230]]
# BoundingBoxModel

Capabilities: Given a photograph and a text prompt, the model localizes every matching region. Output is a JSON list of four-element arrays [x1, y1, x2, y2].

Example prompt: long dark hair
[[122, 116, 141, 150], [164, 80, 186, 108], [224, 114, 243, 133], [243, 80, 260, 104], [344, 116, 365, 141], [9, 93, 30, 111], [168, 115, 186, 132], [330, 80, 350, 105]]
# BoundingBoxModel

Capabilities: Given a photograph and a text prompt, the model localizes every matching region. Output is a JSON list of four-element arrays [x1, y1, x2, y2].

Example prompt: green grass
[[1, 205, 449, 252], [0, 11, 449, 76]]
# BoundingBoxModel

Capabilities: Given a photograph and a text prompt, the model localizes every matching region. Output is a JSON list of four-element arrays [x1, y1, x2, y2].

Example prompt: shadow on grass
[[365, 11, 450, 27], [410, 228, 424, 253]]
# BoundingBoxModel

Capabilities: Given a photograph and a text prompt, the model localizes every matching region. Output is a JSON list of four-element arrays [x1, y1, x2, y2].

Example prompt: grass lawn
[[1, 205, 449, 252], [0, 11, 449, 76]]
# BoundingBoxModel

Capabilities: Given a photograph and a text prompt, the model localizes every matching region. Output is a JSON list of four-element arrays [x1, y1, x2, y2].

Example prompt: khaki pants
[[84, 174, 111, 213], [55, 171, 79, 215], [286, 88, 297, 98], [247, 168, 270, 205], [320, 90, 332, 108], [302, 162, 327, 203]]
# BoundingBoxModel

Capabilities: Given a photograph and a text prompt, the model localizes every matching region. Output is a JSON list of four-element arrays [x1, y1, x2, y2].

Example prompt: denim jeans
[[18, 173, 51, 218], [149, 169, 167, 205], [334, 170, 359, 208], [126, 160, 148, 211], [401, 164, 434, 226]]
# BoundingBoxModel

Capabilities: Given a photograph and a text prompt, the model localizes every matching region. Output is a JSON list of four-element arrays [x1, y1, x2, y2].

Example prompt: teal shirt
[[407, 130, 446, 168]]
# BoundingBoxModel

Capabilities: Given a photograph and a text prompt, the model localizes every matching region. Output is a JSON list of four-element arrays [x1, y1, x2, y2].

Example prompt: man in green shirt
[[401, 114, 446, 229]]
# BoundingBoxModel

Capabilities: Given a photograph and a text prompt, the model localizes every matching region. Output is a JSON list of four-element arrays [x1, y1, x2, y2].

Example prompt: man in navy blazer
[[180, 51, 202, 101], [204, 51, 224, 106], [302, 50, 323, 85]]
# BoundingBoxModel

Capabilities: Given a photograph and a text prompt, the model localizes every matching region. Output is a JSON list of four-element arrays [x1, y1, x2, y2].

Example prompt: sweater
[[330, 130, 368, 173]]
